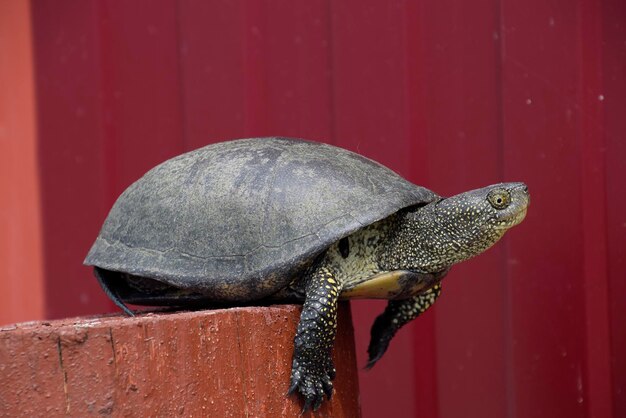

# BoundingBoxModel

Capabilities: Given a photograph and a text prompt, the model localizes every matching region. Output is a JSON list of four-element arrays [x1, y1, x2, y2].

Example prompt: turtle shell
[[85, 137, 438, 302]]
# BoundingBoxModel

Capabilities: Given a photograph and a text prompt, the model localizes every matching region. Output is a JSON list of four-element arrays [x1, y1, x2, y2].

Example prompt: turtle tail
[[93, 267, 135, 317]]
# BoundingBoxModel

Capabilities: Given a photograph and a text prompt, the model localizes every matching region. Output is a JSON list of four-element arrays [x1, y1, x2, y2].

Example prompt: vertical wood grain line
[[326, 0, 337, 146], [578, 0, 613, 416], [96, 0, 119, 213], [175, 0, 189, 152], [243, 0, 267, 135], [495, 0, 516, 417]]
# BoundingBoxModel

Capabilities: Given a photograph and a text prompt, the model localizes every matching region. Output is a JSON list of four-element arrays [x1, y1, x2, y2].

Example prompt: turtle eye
[[488, 189, 511, 210]]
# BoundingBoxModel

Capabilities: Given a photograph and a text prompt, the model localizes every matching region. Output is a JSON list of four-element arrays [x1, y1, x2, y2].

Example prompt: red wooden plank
[[602, 0, 626, 415], [500, 1, 588, 417], [254, 0, 333, 141], [578, 0, 613, 416], [329, 2, 426, 417], [177, 0, 247, 148], [98, 0, 185, 201], [180, 0, 330, 146], [241, 0, 270, 136], [31, 1, 112, 318], [0, 0, 45, 325], [414, 1, 509, 417]]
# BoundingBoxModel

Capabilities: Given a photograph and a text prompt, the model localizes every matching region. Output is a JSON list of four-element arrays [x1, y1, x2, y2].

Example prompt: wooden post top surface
[[0, 303, 361, 417]]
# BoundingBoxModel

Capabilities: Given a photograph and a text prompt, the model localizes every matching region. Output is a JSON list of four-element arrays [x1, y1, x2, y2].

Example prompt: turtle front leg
[[288, 266, 341, 412], [366, 283, 442, 369]]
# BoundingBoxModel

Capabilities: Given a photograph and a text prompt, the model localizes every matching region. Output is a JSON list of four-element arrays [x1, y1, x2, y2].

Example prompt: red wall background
[[1, 1, 624, 417]]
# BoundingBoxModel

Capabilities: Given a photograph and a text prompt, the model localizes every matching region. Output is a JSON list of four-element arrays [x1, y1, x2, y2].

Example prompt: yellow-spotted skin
[[325, 216, 397, 296], [288, 182, 529, 412], [366, 284, 442, 368], [380, 184, 529, 273], [288, 267, 340, 412]]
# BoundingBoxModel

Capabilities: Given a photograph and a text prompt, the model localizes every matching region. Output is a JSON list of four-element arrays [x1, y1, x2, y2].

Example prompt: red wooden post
[[0, 0, 45, 325], [0, 304, 360, 417]]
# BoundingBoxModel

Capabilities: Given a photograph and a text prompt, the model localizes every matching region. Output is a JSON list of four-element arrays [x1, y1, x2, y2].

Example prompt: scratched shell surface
[[85, 137, 437, 301]]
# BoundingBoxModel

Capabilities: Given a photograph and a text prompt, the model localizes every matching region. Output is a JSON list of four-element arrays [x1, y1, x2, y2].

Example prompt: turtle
[[84, 137, 529, 412]]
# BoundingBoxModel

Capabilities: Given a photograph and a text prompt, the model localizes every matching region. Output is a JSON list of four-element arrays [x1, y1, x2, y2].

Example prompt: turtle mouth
[[494, 206, 527, 230], [510, 206, 528, 226]]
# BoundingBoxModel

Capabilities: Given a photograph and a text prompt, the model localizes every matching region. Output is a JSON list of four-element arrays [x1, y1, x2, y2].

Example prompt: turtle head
[[441, 182, 529, 232], [386, 182, 529, 273], [429, 182, 529, 265]]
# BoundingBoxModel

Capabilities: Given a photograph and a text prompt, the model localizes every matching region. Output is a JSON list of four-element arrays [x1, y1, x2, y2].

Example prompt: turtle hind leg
[[288, 265, 341, 412], [366, 283, 442, 369], [93, 267, 135, 317]]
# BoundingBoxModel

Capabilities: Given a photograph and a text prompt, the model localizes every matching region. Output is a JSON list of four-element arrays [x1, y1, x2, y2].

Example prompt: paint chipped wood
[[0, 304, 360, 417]]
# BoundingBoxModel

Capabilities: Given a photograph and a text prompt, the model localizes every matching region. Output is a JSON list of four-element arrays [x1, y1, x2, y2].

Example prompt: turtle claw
[[366, 334, 391, 370], [288, 357, 335, 413], [287, 379, 299, 397], [322, 378, 334, 400], [301, 397, 313, 415], [313, 394, 324, 411]]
